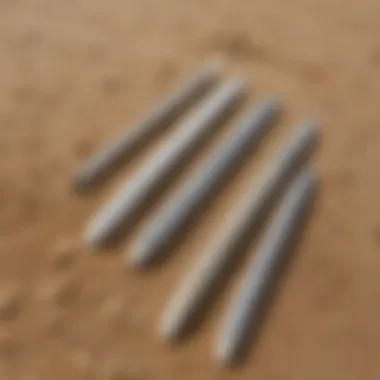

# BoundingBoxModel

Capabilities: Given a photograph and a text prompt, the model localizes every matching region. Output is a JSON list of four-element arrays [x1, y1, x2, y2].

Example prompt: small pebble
[[101, 296, 125, 323], [156, 60, 179, 86], [35, 275, 80, 306], [86, 42, 106, 63], [124, 308, 145, 332], [0, 284, 22, 321], [74, 139, 95, 160], [45, 309, 67, 337], [50, 239, 76, 270], [101, 76, 125, 94]]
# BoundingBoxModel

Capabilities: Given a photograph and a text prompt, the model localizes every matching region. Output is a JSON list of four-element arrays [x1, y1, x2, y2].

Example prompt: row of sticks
[[74, 64, 319, 366]]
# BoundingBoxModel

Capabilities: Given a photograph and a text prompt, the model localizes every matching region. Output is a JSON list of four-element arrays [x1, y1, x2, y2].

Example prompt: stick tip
[[265, 94, 283, 111], [230, 75, 246, 91], [72, 172, 92, 194], [83, 221, 107, 252], [307, 118, 322, 145], [301, 117, 320, 134], [159, 314, 181, 343], [215, 338, 239, 367], [129, 240, 153, 269]]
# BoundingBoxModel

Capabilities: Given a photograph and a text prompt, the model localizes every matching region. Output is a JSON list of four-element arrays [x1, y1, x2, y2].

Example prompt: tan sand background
[[1, 0, 380, 379]]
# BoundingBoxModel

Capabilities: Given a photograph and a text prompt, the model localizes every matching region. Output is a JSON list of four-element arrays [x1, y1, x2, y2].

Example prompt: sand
[[1, 0, 380, 378]]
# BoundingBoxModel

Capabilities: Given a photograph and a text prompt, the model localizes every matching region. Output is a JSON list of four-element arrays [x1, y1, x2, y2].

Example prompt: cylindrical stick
[[74, 65, 219, 193], [160, 121, 318, 342], [217, 168, 317, 365], [131, 97, 281, 268], [85, 78, 245, 249]]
